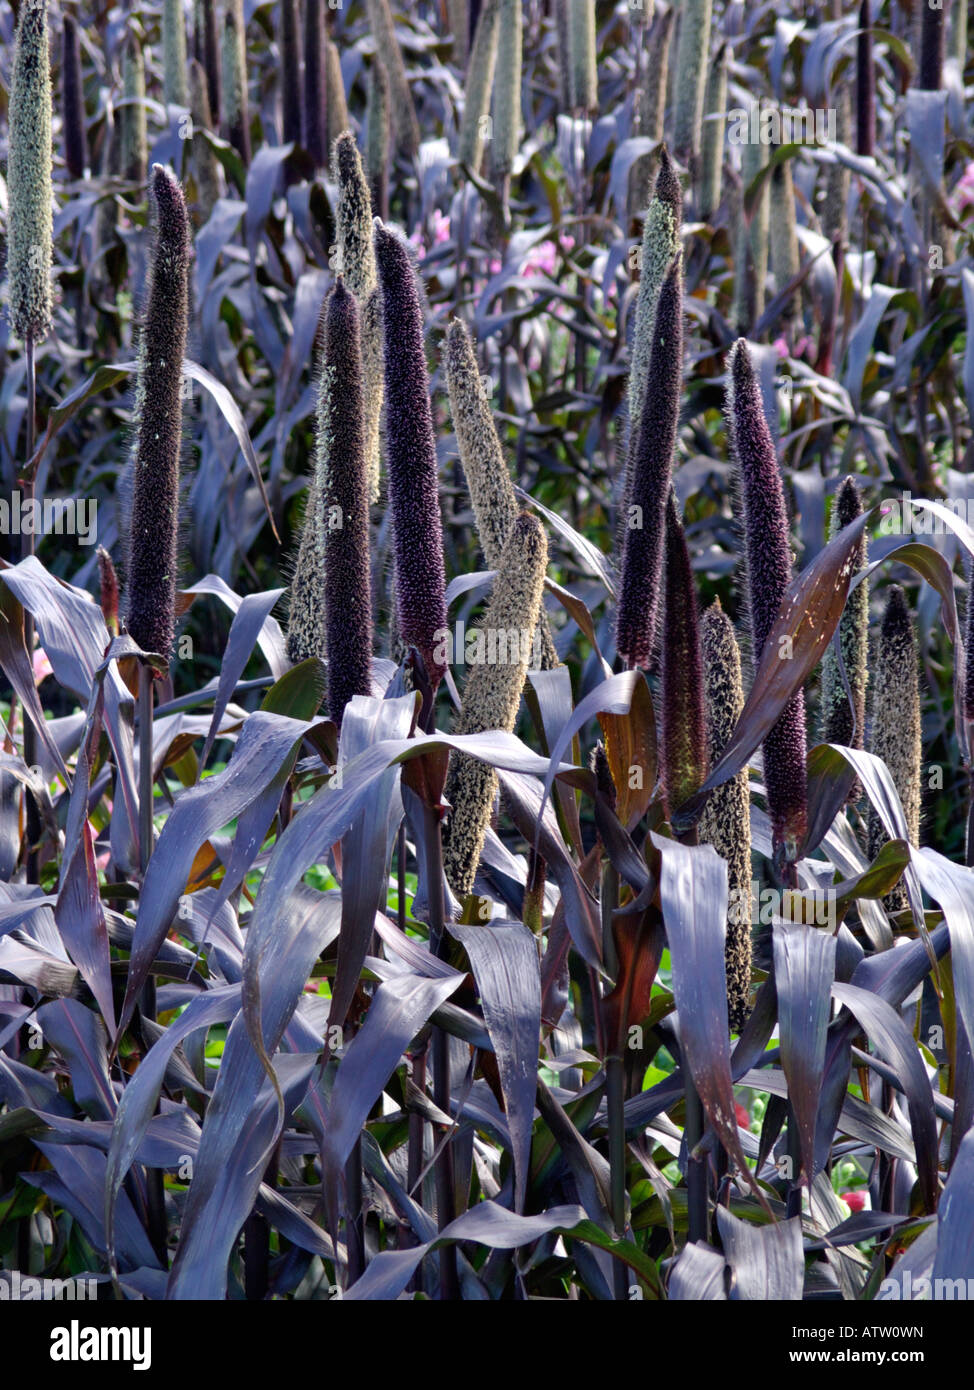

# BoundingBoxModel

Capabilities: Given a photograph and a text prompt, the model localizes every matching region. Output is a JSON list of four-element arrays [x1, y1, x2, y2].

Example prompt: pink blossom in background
[[32, 648, 52, 685], [524, 240, 557, 277], [841, 1191, 867, 1212], [558, 232, 575, 254], [488, 257, 502, 275], [431, 209, 451, 244], [953, 161, 974, 216], [408, 223, 425, 252], [773, 337, 789, 359]]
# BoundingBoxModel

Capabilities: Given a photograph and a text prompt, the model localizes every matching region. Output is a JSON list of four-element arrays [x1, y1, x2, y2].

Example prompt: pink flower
[[953, 161, 974, 216], [841, 1190, 867, 1212], [408, 223, 425, 252], [558, 232, 575, 254], [487, 257, 502, 275], [735, 1102, 750, 1129], [773, 337, 789, 359], [793, 335, 813, 360], [431, 209, 450, 244], [32, 647, 52, 685]]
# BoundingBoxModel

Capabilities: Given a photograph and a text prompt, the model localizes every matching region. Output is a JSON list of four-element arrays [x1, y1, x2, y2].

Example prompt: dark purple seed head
[[616, 250, 684, 668], [373, 220, 448, 692], [125, 166, 191, 665]]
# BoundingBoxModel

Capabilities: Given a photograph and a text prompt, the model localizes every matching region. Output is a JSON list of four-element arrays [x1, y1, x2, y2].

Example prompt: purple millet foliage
[[373, 220, 448, 692], [727, 339, 807, 864], [125, 166, 190, 664], [322, 280, 374, 725], [280, 0, 303, 147]]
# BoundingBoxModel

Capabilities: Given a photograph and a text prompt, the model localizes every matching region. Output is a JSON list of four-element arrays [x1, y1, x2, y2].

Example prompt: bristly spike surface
[[820, 478, 869, 803], [8, 0, 54, 343]]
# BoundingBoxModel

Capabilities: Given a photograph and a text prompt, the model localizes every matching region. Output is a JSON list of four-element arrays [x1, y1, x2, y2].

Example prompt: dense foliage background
[[1, 0, 973, 1305]]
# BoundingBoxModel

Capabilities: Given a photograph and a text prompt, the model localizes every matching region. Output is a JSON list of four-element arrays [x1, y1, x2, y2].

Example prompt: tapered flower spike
[[770, 158, 800, 323], [868, 586, 922, 910], [445, 317, 558, 669], [442, 512, 549, 899], [731, 122, 768, 332], [698, 599, 752, 1032], [699, 43, 726, 222], [62, 12, 86, 181], [97, 546, 120, 638], [365, 0, 420, 158], [8, 0, 54, 345], [727, 339, 808, 867], [332, 134, 382, 504], [325, 41, 349, 153], [616, 250, 684, 670], [198, 0, 221, 122], [661, 493, 707, 816], [121, 34, 148, 186], [189, 58, 222, 216], [492, 0, 522, 180], [950, 0, 967, 67], [820, 478, 868, 803], [221, 3, 250, 165], [458, 0, 500, 173], [163, 0, 189, 108], [280, 0, 303, 147], [125, 166, 191, 664], [856, 0, 874, 159], [566, 0, 597, 112], [320, 281, 374, 726], [366, 57, 391, 221], [303, 0, 326, 168], [374, 221, 449, 694], [673, 0, 712, 167]]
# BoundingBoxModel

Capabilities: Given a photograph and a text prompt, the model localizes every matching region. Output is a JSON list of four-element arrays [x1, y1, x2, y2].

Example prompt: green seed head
[[325, 40, 349, 155], [445, 317, 558, 669], [221, 4, 250, 164], [770, 155, 800, 322], [443, 512, 549, 898], [820, 478, 868, 803], [458, 0, 500, 172], [698, 41, 727, 221], [492, 0, 522, 178], [366, 0, 420, 157], [567, 0, 597, 112], [163, 0, 189, 107], [8, 0, 54, 344], [697, 599, 752, 1032], [673, 0, 713, 165], [121, 32, 148, 186], [868, 585, 922, 907], [366, 57, 391, 220]]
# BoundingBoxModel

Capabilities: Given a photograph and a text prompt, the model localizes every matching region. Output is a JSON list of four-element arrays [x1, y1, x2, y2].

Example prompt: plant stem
[[600, 861, 628, 1297], [684, 1075, 708, 1243], [23, 333, 39, 884], [423, 801, 459, 1301], [345, 1137, 366, 1285]]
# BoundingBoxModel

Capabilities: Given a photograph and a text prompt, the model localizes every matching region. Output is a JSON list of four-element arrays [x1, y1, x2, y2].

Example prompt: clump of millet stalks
[[727, 339, 807, 872], [442, 513, 549, 900], [125, 167, 191, 664], [698, 600, 752, 1032], [8, 0, 54, 345]]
